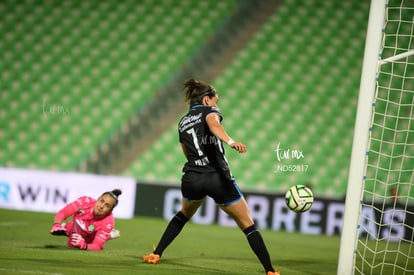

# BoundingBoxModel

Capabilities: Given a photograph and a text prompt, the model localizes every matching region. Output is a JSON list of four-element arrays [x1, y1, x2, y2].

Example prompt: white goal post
[[337, 0, 386, 272], [338, 0, 414, 274]]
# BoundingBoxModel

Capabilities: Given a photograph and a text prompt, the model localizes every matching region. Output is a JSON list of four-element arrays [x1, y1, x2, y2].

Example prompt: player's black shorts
[[181, 171, 242, 206]]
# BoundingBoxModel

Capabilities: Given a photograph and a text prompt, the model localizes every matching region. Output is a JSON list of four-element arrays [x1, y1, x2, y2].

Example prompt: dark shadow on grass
[[280, 259, 315, 265], [138, 260, 236, 275], [0, 256, 80, 267], [280, 259, 335, 275], [24, 244, 68, 250], [126, 254, 141, 260], [44, 244, 68, 249], [135, 255, 259, 275]]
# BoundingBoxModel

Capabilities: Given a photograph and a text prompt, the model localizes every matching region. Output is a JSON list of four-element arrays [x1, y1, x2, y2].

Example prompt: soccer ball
[[285, 185, 314, 213]]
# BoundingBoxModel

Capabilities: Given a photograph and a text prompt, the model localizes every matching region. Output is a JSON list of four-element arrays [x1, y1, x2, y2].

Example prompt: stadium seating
[[0, 0, 239, 170], [3, 0, 410, 199], [123, 0, 372, 198]]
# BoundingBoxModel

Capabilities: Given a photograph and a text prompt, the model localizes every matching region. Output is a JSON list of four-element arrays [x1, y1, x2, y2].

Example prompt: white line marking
[[0, 268, 64, 275], [0, 222, 28, 226]]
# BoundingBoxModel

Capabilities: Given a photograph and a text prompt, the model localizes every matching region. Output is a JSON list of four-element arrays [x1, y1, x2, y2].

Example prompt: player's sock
[[153, 211, 189, 256], [243, 225, 275, 273]]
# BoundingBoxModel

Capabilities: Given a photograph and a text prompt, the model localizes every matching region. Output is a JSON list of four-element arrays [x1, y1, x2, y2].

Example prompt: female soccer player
[[143, 79, 280, 275], [50, 189, 122, 251]]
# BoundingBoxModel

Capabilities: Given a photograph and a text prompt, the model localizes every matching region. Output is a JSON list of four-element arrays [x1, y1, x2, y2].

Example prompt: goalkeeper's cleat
[[142, 253, 160, 264], [110, 229, 120, 239]]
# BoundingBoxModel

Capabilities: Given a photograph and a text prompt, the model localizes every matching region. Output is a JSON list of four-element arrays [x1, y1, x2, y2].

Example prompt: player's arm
[[53, 197, 84, 224], [53, 203, 75, 224], [50, 197, 85, 235], [181, 143, 188, 159], [206, 113, 247, 153], [70, 223, 112, 251], [86, 222, 113, 251], [83, 232, 107, 251]]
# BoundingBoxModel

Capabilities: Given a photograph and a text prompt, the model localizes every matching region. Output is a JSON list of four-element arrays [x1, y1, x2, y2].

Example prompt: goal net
[[338, 0, 414, 274]]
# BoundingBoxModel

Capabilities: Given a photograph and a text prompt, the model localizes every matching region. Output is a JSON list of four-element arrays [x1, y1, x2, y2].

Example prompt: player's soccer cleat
[[110, 229, 120, 239], [267, 269, 281, 275], [142, 253, 160, 264]]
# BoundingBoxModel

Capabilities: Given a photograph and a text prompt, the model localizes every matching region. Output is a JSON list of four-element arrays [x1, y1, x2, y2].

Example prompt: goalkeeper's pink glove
[[50, 223, 67, 236], [69, 233, 87, 250]]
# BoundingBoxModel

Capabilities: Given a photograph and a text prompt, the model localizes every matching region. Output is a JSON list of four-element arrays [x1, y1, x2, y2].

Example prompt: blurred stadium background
[[0, 0, 383, 199]]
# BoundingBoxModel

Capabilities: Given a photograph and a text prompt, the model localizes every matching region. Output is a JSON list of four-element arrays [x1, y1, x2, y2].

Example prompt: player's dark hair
[[184, 79, 216, 105], [101, 189, 122, 208]]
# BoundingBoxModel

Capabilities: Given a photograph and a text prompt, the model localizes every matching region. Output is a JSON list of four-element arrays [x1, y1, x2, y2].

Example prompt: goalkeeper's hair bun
[[111, 189, 122, 197]]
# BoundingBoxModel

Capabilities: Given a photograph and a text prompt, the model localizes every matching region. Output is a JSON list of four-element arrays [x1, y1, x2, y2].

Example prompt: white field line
[[0, 268, 64, 275], [0, 222, 28, 226]]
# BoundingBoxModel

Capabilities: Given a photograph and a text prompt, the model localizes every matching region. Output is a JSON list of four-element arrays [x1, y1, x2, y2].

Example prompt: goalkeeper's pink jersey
[[54, 196, 114, 251]]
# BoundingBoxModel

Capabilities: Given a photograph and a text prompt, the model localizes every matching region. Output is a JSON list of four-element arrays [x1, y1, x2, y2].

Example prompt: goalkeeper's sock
[[153, 211, 189, 256], [243, 225, 275, 273]]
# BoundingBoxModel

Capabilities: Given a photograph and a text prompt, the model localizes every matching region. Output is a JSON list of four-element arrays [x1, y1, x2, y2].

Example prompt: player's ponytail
[[184, 79, 216, 105]]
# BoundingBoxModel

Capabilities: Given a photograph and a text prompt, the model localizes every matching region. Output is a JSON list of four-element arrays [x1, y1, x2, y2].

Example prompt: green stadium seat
[[122, 0, 373, 198], [1, 0, 240, 170], [6, 0, 410, 199]]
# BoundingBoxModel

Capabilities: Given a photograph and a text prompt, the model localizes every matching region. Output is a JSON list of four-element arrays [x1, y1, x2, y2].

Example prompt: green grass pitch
[[0, 208, 339, 275]]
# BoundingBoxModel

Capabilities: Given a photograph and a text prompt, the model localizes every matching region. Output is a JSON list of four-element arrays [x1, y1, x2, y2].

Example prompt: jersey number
[[186, 128, 203, 156]]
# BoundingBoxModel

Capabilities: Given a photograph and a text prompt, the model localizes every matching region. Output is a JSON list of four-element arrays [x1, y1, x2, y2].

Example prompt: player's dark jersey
[[178, 104, 232, 182]]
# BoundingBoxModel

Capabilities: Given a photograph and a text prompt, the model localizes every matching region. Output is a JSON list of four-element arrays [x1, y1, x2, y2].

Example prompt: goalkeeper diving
[[49, 189, 122, 250]]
